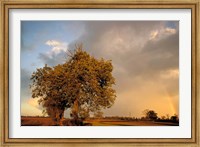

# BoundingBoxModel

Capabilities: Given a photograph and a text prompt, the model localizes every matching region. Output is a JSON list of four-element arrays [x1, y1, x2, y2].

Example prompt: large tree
[[31, 64, 71, 125], [30, 45, 116, 125]]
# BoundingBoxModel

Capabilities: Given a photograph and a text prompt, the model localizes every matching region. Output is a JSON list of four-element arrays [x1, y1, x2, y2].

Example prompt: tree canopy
[[143, 109, 158, 120], [30, 45, 116, 125]]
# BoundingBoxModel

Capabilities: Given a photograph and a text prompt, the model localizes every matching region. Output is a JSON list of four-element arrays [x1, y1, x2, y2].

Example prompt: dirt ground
[[21, 116, 179, 126], [21, 117, 56, 126]]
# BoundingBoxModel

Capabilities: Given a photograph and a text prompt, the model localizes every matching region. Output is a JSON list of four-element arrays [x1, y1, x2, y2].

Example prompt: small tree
[[166, 114, 170, 120], [161, 116, 166, 120], [143, 109, 158, 120], [170, 114, 179, 122]]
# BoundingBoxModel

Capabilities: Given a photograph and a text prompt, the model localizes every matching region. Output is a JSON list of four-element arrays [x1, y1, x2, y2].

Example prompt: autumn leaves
[[30, 45, 116, 125]]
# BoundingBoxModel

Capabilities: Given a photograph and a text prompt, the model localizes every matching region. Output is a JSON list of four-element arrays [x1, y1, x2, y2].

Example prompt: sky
[[21, 21, 179, 118]]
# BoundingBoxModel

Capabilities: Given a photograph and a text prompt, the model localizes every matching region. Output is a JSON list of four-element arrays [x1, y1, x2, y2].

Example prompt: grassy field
[[84, 119, 178, 126], [21, 116, 179, 126]]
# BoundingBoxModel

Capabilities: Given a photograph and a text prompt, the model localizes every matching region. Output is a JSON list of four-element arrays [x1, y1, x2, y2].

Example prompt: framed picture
[[0, 0, 199, 146]]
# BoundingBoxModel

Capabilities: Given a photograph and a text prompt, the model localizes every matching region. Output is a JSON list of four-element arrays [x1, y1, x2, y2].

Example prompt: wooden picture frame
[[0, 0, 199, 146]]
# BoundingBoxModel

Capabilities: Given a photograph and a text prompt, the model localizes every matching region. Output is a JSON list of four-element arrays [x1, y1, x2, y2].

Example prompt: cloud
[[67, 21, 178, 80], [149, 27, 177, 41], [27, 97, 44, 111], [45, 40, 68, 57], [46, 40, 61, 46], [21, 41, 36, 52], [21, 100, 43, 116], [68, 21, 164, 55], [21, 68, 32, 98], [67, 21, 179, 117], [27, 98, 41, 109], [160, 69, 179, 79], [20, 68, 43, 116], [38, 40, 69, 66], [165, 27, 176, 34], [149, 30, 159, 40]]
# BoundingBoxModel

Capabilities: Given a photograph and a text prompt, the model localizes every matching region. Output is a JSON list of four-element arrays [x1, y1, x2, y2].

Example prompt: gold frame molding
[[0, 0, 199, 146]]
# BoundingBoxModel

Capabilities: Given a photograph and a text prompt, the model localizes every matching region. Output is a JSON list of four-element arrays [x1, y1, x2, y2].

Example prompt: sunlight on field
[[84, 119, 178, 126], [21, 117, 178, 126]]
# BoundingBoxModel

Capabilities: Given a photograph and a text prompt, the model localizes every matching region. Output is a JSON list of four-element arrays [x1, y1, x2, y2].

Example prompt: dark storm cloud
[[68, 21, 164, 54], [67, 21, 179, 92], [67, 21, 179, 116], [123, 31, 179, 77]]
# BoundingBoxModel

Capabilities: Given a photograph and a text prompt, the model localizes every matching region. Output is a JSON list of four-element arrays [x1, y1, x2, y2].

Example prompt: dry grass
[[85, 119, 179, 126], [21, 116, 178, 126]]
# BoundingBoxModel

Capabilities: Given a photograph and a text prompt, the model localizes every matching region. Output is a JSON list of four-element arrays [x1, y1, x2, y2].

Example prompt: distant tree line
[[142, 109, 179, 123], [87, 109, 179, 124]]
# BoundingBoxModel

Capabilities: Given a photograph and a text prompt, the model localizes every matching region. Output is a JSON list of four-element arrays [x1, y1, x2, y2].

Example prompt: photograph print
[[21, 21, 179, 126]]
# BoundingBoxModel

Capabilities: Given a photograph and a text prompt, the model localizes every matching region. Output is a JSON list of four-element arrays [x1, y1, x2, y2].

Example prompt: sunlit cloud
[[149, 30, 159, 40], [160, 69, 179, 79], [21, 102, 43, 116], [37, 40, 69, 66], [149, 27, 177, 41], [165, 27, 176, 34], [27, 98, 40, 108], [46, 40, 61, 46], [45, 40, 68, 57]]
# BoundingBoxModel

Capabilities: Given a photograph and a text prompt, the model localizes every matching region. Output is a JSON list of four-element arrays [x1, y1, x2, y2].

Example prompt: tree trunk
[[58, 110, 64, 126], [71, 98, 81, 125], [55, 109, 64, 126]]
